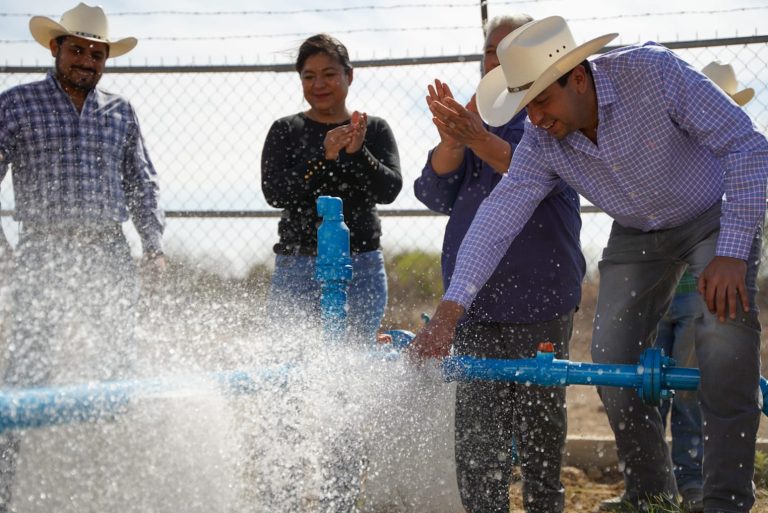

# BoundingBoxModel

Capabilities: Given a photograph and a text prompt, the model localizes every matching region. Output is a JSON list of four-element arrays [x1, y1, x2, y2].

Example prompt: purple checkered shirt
[[0, 71, 164, 253], [445, 43, 768, 309]]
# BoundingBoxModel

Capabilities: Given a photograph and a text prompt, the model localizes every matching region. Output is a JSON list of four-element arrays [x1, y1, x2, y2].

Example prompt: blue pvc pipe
[[315, 196, 353, 343], [0, 365, 293, 433], [442, 350, 700, 392], [442, 349, 767, 416]]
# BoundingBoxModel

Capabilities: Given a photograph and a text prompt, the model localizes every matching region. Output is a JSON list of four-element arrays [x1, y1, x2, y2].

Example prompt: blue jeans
[[591, 202, 761, 513], [266, 249, 388, 344], [656, 291, 703, 493]]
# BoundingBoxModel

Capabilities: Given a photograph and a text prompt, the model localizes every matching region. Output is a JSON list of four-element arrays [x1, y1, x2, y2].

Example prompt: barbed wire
[[0, 5, 765, 45], [0, 4, 763, 18], [1, 26, 481, 44], [0, 0, 566, 18], [568, 6, 768, 22], [0, 3, 478, 17]]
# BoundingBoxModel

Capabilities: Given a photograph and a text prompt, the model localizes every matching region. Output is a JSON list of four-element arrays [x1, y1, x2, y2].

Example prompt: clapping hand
[[323, 110, 367, 159], [426, 79, 462, 149], [345, 110, 367, 154], [427, 79, 486, 148]]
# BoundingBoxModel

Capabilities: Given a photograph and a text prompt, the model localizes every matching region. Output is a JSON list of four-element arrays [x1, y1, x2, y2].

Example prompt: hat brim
[[477, 32, 618, 126], [731, 88, 754, 106], [29, 16, 137, 58]]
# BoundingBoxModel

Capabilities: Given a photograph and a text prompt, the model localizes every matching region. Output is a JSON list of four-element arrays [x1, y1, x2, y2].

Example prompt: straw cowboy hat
[[476, 16, 617, 126], [701, 61, 754, 106], [29, 3, 137, 58]]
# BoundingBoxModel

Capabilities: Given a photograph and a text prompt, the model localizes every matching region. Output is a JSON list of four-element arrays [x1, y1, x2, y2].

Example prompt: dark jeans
[[453, 312, 574, 513], [591, 202, 762, 513], [0, 225, 138, 511], [656, 291, 704, 493]]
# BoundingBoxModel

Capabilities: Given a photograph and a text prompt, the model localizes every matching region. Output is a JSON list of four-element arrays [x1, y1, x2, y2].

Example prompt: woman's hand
[[345, 110, 367, 154], [324, 125, 354, 160]]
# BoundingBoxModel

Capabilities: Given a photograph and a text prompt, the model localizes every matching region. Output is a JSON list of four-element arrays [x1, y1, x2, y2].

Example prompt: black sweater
[[261, 113, 402, 255]]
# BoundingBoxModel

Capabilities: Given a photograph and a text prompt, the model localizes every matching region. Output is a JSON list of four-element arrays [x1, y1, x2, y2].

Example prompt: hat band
[[72, 30, 106, 41], [508, 81, 534, 93]]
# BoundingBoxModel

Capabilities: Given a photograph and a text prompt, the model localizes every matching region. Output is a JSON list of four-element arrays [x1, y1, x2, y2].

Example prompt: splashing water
[[2, 280, 463, 513]]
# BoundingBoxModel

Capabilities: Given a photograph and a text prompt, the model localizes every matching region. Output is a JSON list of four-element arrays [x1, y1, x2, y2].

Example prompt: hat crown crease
[[60, 3, 110, 40], [500, 19, 576, 91]]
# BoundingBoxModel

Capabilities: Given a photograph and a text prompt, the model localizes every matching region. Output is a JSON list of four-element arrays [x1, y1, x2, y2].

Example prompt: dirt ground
[[510, 466, 622, 513], [510, 468, 768, 513]]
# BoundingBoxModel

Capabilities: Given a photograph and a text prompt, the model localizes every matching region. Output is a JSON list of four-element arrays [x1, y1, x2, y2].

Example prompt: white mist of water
[[2, 285, 465, 513]]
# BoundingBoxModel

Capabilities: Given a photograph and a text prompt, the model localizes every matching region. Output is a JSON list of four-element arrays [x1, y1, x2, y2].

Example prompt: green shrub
[[756, 450, 768, 489], [382, 251, 442, 331], [385, 251, 443, 304]]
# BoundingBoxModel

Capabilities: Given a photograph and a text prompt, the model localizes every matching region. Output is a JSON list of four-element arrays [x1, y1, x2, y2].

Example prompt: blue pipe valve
[[639, 347, 676, 405], [525, 345, 677, 405], [441, 346, 703, 405]]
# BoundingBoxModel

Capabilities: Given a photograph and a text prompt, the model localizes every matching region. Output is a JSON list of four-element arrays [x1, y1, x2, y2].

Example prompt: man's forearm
[[467, 133, 512, 174], [430, 141, 465, 175]]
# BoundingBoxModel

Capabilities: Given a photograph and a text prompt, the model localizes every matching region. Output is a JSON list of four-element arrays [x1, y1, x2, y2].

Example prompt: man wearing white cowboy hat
[[409, 15, 768, 513], [0, 4, 164, 509], [650, 60, 757, 513]]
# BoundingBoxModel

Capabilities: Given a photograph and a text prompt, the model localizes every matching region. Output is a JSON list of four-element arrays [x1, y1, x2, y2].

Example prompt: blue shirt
[[445, 43, 768, 309], [415, 110, 585, 323], [0, 71, 164, 253]]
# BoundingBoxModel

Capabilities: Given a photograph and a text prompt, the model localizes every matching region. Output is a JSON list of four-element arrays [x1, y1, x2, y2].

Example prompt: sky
[[1, 0, 768, 66]]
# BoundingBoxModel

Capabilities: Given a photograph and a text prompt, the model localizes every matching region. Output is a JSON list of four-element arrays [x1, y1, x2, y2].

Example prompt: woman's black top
[[262, 113, 402, 255]]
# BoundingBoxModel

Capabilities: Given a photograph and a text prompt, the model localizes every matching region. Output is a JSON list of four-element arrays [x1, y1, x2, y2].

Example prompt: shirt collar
[[45, 69, 66, 95], [557, 60, 617, 151], [44, 69, 99, 110], [591, 59, 618, 112]]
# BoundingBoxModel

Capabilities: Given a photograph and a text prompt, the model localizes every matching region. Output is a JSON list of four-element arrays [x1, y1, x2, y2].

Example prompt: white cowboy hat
[[701, 61, 754, 106], [29, 3, 137, 58], [476, 16, 618, 126]]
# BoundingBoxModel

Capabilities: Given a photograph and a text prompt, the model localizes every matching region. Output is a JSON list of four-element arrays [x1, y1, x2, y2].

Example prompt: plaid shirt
[[0, 71, 163, 253], [445, 43, 768, 308]]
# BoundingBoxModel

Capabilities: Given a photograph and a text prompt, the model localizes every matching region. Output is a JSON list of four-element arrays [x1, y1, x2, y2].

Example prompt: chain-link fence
[[1, 36, 767, 279]]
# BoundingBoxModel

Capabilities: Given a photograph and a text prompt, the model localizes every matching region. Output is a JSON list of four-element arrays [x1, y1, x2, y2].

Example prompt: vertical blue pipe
[[315, 196, 353, 343]]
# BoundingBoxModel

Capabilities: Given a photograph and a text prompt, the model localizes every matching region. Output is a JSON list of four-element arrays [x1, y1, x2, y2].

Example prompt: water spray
[[1, 195, 767, 434]]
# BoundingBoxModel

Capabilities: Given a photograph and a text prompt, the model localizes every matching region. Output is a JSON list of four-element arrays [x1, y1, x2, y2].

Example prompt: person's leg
[[454, 323, 516, 513], [266, 255, 320, 331], [345, 250, 387, 344], [591, 222, 682, 504], [685, 228, 761, 513], [655, 307, 676, 429], [454, 314, 573, 513], [88, 232, 139, 380], [505, 312, 572, 513], [664, 292, 704, 499], [0, 233, 59, 511]]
